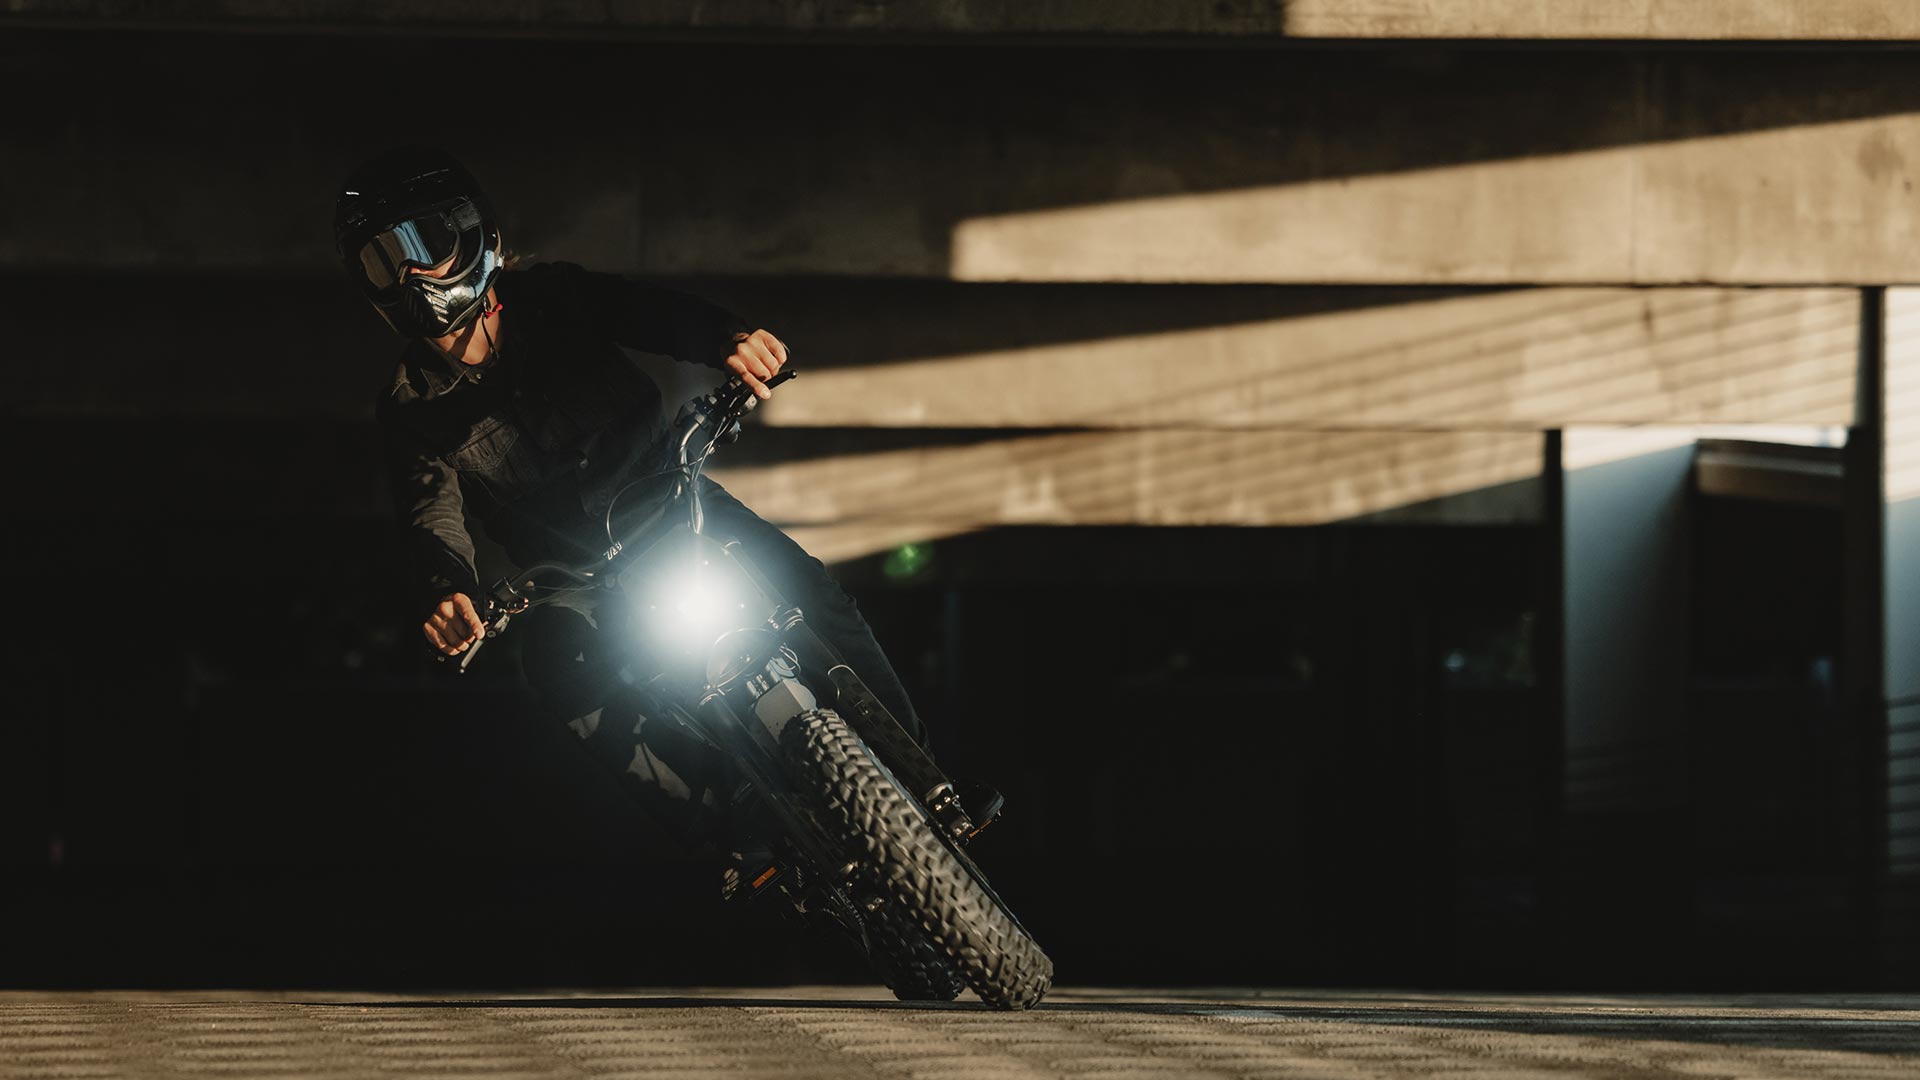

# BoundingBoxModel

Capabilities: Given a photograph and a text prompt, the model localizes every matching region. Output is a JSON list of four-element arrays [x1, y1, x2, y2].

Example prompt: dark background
[[0, 467, 1858, 990]]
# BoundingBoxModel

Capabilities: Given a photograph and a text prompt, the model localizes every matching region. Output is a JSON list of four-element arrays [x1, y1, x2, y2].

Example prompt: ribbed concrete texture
[[9, 0, 1920, 41], [2, 988, 1917, 1079]]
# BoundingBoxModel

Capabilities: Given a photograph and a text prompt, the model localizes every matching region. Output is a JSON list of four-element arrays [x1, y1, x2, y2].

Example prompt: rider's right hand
[[424, 592, 487, 655]]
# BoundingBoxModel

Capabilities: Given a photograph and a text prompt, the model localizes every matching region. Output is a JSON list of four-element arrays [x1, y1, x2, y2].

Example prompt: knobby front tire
[[867, 903, 968, 1003], [782, 709, 1054, 1009]]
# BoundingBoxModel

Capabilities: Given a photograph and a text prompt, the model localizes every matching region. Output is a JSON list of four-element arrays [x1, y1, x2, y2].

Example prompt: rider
[[335, 146, 981, 853]]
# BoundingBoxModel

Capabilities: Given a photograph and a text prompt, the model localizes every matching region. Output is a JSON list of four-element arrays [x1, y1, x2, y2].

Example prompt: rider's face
[[405, 254, 458, 281], [407, 252, 496, 358]]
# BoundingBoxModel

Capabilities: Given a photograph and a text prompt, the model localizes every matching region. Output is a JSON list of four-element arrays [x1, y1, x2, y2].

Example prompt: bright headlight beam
[[648, 563, 749, 642]]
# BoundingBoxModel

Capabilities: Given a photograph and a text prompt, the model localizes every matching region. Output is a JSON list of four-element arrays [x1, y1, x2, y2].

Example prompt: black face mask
[[356, 199, 502, 338]]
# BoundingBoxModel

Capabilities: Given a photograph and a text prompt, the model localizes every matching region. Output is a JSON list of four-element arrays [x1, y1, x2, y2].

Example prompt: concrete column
[[1563, 431, 1696, 785], [1556, 427, 1703, 972], [1880, 289, 1920, 970]]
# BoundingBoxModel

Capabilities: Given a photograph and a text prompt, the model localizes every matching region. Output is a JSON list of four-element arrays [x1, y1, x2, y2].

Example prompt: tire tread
[[783, 709, 1053, 1009]]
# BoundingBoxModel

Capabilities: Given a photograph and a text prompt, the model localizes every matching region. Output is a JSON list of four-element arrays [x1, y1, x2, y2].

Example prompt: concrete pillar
[[1880, 289, 1920, 970], [1562, 431, 1697, 783], [1555, 428, 1698, 971]]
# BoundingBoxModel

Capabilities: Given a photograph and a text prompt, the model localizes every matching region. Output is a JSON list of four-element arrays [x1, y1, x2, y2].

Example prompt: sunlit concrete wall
[[720, 429, 1546, 562], [752, 289, 1858, 429], [10, 1, 1920, 41], [712, 287, 1856, 559]]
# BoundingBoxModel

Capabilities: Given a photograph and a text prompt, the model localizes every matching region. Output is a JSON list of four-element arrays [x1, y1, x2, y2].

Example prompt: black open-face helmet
[[333, 147, 502, 339]]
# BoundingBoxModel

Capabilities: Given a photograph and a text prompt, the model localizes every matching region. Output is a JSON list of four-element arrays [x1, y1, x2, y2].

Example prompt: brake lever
[[455, 613, 504, 673], [434, 594, 524, 674], [711, 369, 797, 446], [454, 606, 517, 674]]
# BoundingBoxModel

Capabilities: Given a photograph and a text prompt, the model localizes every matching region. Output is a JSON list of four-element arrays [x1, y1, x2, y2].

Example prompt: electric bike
[[452, 370, 1053, 1009]]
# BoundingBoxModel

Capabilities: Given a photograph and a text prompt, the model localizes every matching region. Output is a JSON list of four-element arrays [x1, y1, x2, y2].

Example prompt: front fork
[[717, 540, 977, 844]]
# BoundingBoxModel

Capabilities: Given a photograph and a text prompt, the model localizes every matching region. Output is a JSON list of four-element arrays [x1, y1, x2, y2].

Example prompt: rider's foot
[[953, 777, 1005, 840]]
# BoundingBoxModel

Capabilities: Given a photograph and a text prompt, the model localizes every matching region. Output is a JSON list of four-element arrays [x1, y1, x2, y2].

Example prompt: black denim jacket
[[374, 262, 749, 609]]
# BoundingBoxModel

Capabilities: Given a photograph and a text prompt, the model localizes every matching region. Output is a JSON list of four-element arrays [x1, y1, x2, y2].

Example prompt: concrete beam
[[1285, 2, 1920, 41], [712, 428, 1544, 561], [9, 275, 1857, 432], [943, 108, 1920, 285], [1693, 439, 1846, 508], [2, 413, 1542, 549], [752, 286, 1859, 429], [6, 35, 1920, 285], [8, 1, 1920, 41]]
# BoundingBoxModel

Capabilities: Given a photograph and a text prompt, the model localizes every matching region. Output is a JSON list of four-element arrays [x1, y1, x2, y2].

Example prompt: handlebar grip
[[721, 368, 796, 400]]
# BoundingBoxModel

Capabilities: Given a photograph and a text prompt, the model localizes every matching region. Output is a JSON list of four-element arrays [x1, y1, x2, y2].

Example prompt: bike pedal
[[722, 853, 783, 902]]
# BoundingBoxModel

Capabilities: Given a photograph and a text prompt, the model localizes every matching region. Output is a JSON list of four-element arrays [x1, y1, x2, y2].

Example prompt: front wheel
[[865, 904, 968, 1003], [782, 709, 1054, 1009]]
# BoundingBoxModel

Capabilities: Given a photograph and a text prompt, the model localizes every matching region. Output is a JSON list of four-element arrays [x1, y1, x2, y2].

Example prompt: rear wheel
[[782, 709, 1053, 1009]]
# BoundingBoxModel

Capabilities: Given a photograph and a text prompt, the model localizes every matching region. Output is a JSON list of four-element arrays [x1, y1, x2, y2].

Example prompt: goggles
[[356, 199, 485, 291]]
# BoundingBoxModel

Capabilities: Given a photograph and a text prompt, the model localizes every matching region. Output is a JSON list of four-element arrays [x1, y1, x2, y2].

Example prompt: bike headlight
[[644, 562, 748, 643]]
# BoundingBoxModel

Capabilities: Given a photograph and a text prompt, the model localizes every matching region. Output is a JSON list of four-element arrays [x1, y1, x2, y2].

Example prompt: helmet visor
[[355, 199, 484, 290]]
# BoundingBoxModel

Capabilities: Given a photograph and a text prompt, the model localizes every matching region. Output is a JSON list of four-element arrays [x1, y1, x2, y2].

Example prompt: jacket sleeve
[[565, 265, 753, 370], [378, 400, 481, 609]]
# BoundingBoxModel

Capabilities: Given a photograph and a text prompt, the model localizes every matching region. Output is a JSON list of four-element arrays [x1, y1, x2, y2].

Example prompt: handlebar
[[683, 369, 797, 462], [438, 368, 796, 674]]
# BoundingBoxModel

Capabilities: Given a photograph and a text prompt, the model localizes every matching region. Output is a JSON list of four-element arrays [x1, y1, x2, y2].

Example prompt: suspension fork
[[717, 540, 976, 841]]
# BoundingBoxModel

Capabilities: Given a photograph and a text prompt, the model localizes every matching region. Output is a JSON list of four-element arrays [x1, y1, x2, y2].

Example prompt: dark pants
[[520, 479, 925, 852]]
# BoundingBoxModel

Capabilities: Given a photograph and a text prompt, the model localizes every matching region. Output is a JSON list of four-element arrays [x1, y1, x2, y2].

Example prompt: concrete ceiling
[[7, 0, 1920, 42]]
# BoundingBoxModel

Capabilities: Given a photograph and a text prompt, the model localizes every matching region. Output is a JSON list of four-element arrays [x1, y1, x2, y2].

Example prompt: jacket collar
[[401, 337, 506, 399]]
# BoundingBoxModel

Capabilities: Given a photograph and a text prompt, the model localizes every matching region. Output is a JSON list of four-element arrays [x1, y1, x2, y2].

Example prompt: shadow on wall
[[5, 31, 1920, 278], [6, 273, 1859, 563], [2, 273, 1483, 420]]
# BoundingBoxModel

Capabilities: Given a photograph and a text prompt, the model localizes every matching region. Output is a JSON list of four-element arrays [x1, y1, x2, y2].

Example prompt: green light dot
[[883, 542, 934, 580]]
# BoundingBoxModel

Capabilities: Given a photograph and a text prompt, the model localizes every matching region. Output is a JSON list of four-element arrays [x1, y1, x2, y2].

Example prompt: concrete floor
[[1, 987, 1916, 1079]]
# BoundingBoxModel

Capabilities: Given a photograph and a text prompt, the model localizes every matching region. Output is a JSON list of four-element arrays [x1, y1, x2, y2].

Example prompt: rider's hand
[[725, 329, 788, 400], [423, 592, 487, 656]]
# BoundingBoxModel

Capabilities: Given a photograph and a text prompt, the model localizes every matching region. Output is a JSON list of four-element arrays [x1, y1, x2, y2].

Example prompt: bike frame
[[462, 371, 977, 900]]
